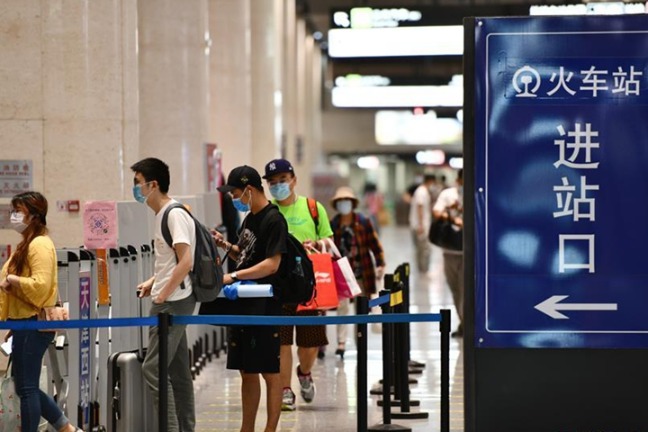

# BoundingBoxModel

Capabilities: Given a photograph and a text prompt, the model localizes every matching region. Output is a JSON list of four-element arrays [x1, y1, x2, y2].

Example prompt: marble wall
[[0, 0, 139, 247], [0, 0, 322, 249], [138, 0, 210, 196]]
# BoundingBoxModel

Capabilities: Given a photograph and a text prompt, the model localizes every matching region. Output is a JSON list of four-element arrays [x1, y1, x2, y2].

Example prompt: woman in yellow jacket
[[0, 192, 81, 432]]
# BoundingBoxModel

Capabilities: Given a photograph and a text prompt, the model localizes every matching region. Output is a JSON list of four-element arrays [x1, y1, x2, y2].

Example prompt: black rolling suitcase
[[106, 298, 157, 432]]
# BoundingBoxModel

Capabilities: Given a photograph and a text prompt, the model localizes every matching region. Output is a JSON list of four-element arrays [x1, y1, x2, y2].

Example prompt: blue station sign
[[474, 15, 648, 348]]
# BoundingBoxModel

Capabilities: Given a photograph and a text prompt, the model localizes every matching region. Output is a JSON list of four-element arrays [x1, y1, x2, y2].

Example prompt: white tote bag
[[323, 238, 362, 299], [0, 359, 50, 432], [333, 256, 362, 299], [0, 373, 20, 431]]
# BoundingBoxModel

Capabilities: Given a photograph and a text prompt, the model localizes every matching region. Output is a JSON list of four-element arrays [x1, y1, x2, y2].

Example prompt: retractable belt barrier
[[0, 311, 449, 432]]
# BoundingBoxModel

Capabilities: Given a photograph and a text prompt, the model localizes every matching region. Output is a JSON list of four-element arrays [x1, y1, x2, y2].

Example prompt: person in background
[[361, 182, 385, 234], [329, 186, 385, 358], [402, 174, 423, 205], [439, 174, 449, 190], [263, 158, 334, 412], [0, 191, 82, 432], [131, 157, 197, 432], [214, 165, 286, 432], [219, 173, 240, 271], [427, 174, 442, 210], [432, 169, 464, 337], [408, 173, 437, 273]]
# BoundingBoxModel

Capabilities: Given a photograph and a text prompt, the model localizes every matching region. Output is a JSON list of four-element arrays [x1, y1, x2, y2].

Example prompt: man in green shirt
[[263, 158, 334, 411]]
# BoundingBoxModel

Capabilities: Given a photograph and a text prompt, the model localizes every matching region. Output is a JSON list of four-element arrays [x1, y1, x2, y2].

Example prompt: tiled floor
[[193, 226, 464, 432]]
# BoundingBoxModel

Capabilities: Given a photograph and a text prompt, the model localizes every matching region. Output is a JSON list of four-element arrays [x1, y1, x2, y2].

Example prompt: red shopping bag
[[298, 253, 339, 311]]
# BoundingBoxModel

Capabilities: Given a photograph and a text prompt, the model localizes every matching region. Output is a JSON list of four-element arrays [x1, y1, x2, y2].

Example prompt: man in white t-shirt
[[130, 157, 197, 432], [432, 169, 464, 337], [408, 173, 437, 273]]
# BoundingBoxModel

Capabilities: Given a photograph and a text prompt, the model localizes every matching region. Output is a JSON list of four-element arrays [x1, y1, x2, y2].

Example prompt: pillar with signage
[[77, 250, 95, 429], [465, 14, 648, 431]]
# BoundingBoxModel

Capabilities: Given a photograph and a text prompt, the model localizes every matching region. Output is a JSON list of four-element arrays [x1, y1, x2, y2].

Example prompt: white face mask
[[10, 211, 28, 233], [336, 200, 354, 215]]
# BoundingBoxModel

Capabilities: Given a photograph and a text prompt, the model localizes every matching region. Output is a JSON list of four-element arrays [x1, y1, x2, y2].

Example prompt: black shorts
[[226, 325, 280, 373]]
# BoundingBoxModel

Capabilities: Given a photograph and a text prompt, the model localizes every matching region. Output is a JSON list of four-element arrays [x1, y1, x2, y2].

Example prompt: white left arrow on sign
[[534, 295, 618, 319]]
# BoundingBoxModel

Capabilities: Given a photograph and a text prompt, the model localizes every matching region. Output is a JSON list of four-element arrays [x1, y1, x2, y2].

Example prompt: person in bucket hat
[[329, 186, 385, 359]]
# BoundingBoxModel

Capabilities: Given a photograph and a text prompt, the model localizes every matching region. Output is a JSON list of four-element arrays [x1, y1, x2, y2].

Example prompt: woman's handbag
[[38, 304, 69, 332], [11, 290, 69, 333], [428, 216, 463, 251]]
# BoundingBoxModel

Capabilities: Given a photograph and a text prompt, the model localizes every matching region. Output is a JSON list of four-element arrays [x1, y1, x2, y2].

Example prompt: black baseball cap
[[217, 165, 263, 193], [263, 158, 294, 179]]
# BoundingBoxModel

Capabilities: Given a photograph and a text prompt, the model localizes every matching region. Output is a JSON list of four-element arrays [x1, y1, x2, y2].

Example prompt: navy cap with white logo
[[263, 158, 294, 179]]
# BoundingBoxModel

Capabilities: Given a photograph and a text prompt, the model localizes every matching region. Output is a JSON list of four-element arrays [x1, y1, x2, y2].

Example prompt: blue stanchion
[[174, 313, 440, 326], [0, 309, 446, 432], [369, 294, 391, 308], [0, 313, 440, 331], [0, 316, 157, 331]]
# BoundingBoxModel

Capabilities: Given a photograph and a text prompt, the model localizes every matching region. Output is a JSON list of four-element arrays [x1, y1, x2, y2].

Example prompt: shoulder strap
[[161, 202, 193, 290], [258, 204, 279, 233], [306, 197, 319, 230], [356, 212, 370, 228], [161, 203, 191, 248]]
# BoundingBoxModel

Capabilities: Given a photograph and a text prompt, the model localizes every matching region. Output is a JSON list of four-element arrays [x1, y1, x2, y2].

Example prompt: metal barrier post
[[398, 263, 425, 373], [440, 309, 451, 432], [368, 283, 411, 432], [391, 285, 404, 407], [392, 281, 428, 420], [380, 288, 392, 425], [158, 313, 170, 432], [356, 295, 369, 432]]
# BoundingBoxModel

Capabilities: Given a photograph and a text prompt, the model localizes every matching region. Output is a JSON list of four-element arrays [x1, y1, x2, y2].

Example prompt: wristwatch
[[230, 272, 239, 281]]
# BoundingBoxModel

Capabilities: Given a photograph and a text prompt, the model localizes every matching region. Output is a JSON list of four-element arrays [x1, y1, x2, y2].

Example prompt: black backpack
[[162, 203, 224, 302], [260, 206, 316, 305], [278, 234, 316, 305]]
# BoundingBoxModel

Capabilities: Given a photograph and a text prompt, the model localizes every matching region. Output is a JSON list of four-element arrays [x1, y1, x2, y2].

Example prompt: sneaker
[[297, 366, 315, 403], [281, 387, 296, 411]]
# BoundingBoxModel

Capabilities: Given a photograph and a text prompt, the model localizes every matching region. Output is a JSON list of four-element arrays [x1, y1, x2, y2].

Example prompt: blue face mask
[[269, 182, 291, 201], [132, 184, 149, 204], [232, 189, 251, 212]]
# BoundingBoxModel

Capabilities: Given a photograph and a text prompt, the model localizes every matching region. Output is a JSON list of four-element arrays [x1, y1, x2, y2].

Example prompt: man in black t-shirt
[[215, 165, 287, 432]]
